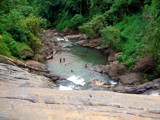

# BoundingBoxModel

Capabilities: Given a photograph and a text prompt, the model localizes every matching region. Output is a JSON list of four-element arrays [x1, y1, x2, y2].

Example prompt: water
[[47, 38, 116, 90]]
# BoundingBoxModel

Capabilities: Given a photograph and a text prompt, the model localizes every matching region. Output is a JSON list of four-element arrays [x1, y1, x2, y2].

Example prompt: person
[[65, 64, 66, 67], [60, 58, 62, 63], [63, 58, 65, 62], [71, 69, 73, 72], [84, 64, 88, 68]]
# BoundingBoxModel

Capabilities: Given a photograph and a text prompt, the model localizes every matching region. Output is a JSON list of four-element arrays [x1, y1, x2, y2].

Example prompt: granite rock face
[[0, 63, 160, 120], [0, 87, 160, 120], [0, 63, 56, 88]]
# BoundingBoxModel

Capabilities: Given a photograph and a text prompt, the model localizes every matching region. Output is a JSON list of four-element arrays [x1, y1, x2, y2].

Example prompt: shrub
[[28, 33, 42, 55], [8, 40, 20, 57], [0, 38, 11, 57], [100, 26, 120, 49], [17, 42, 34, 59], [70, 14, 84, 29], [79, 15, 106, 38], [7, 24, 28, 42], [22, 15, 46, 36]]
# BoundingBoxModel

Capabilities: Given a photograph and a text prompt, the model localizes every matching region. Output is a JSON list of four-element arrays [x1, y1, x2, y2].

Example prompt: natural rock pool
[[47, 39, 117, 90]]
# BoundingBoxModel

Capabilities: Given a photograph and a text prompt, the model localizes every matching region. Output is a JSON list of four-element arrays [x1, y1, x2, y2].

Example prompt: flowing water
[[47, 39, 117, 90]]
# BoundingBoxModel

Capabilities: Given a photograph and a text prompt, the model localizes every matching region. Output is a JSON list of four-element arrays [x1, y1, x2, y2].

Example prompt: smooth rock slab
[[0, 87, 160, 120]]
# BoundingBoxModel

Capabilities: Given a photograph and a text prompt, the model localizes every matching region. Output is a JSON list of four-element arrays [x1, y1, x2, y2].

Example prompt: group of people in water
[[59, 58, 88, 72]]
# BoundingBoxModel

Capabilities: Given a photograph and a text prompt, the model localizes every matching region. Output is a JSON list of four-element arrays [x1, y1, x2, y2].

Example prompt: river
[[47, 38, 117, 90]]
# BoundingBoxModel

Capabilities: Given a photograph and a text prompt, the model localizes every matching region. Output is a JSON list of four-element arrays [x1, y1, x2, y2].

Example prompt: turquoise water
[[47, 39, 116, 90]]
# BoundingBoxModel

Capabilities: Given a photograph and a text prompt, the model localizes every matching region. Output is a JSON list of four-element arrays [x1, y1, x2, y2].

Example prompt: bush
[[100, 26, 120, 48], [22, 15, 46, 36], [8, 40, 20, 57], [79, 15, 106, 38], [28, 33, 42, 55], [17, 42, 33, 59], [7, 24, 28, 42], [70, 14, 84, 29], [0, 37, 11, 57]]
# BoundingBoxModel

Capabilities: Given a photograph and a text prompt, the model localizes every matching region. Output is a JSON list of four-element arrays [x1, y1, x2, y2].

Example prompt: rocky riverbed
[[0, 63, 160, 120], [0, 29, 160, 119]]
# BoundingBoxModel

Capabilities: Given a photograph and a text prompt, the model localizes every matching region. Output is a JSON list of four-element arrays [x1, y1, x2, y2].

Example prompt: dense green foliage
[[0, 0, 160, 79], [31, 0, 160, 79], [0, 0, 48, 59]]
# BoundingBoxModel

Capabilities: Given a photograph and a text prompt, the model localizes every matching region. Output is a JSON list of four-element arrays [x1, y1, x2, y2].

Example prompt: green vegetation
[[0, 0, 48, 59], [0, 0, 160, 79]]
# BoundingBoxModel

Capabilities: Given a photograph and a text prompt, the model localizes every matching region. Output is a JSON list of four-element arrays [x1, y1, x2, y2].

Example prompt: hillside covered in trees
[[0, 0, 160, 80]]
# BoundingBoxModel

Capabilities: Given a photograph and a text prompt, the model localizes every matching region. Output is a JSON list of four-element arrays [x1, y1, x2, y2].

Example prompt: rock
[[64, 35, 82, 42], [84, 38, 102, 48], [114, 52, 123, 60], [95, 46, 104, 50], [86, 79, 106, 87], [60, 28, 79, 36], [0, 86, 160, 120], [95, 64, 127, 81], [119, 73, 143, 85], [78, 34, 88, 40], [94, 65, 106, 73], [44, 72, 66, 81], [39, 30, 63, 57], [0, 63, 56, 88], [26, 60, 49, 73], [75, 40, 88, 46], [106, 64, 127, 81], [108, 52, 123, 62], [132, 57, 155, 74], [143, 89, 160, 96], [113, 78, 160, 94], [104, 48, 114, 56]]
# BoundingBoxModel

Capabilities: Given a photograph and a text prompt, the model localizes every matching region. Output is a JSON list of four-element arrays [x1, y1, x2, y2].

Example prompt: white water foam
[[150, 93, 160, 96], [59, 85, 73, 90], [109, 80, 117, 85], [57, 38, 64, 41], [67, 75, 85, 86]]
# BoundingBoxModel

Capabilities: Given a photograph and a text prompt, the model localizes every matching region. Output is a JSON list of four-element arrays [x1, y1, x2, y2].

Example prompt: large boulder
[[60, 28, 79, 36], [83, 38, 102, 48], [44, 72, 66, 81], [119, 73, 143, 85], [113, 78, 160, 94], [106, 64, 127, 80], [95, 64, 127, 81], [0, 63, 56, 88], [132, 57, 155, 74], [75, 40, 88, 46]]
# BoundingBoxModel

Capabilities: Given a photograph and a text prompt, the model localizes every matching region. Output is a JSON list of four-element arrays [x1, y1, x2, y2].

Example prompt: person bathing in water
[[60, 58, 62, 63], [63, 58, 65, 62], [85, 64, 88, 68]]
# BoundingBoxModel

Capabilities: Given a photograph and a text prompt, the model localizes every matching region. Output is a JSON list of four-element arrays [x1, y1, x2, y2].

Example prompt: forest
[[0, 0, 160, 79]]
